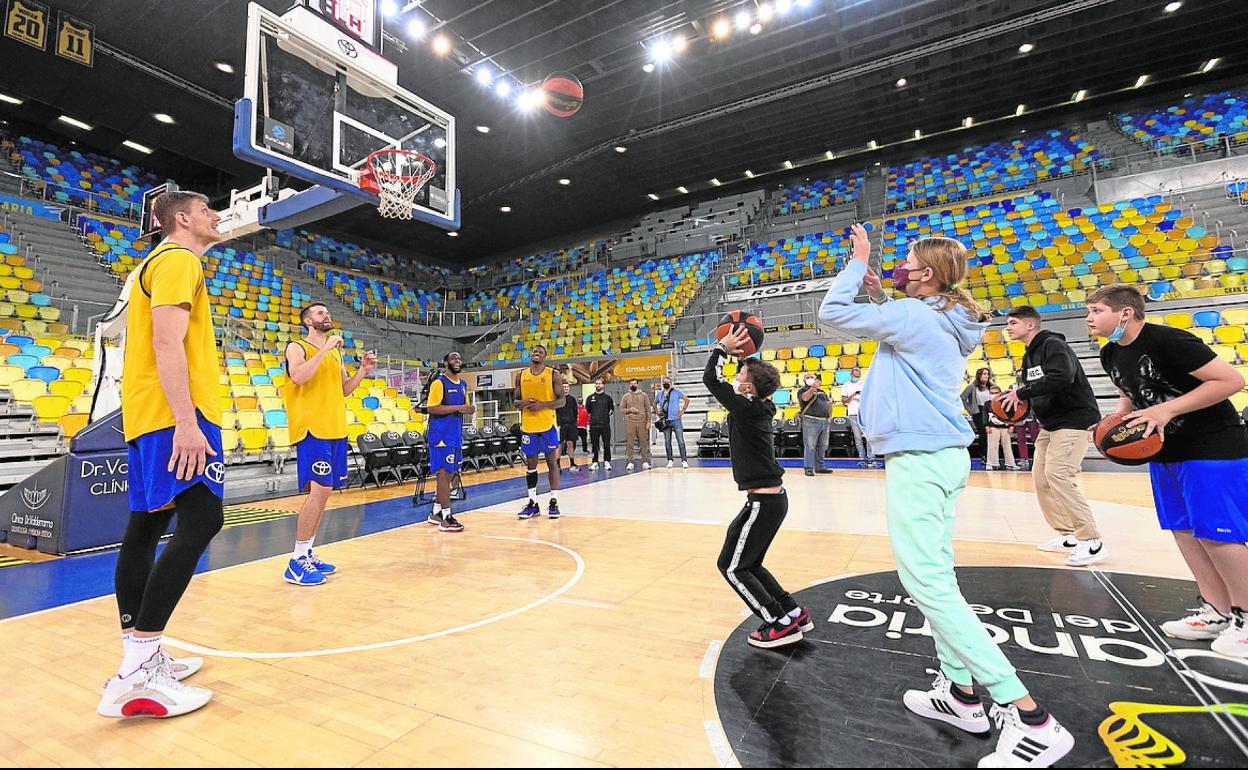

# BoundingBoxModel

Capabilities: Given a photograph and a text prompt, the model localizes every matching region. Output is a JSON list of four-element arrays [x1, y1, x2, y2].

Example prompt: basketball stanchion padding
[[716, 310, 765, 357], [990, 393, 1030, 424], [1093, 413, 1164, 466]]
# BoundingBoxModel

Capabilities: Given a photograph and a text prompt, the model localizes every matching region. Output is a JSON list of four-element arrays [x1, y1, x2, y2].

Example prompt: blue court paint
[[0, 463, 621, 622]]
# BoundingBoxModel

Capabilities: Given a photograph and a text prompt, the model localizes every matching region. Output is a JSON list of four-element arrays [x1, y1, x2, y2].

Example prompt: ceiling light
[[963, 116, 974, 128], [796, 0, 813, 6], [558, 178, 571, 186], [825, 150, 835, 160], [712, 18, 731, 39], [447, 231, 459, 237], [672, 35, 687, 53], [758, 4, 774, 22], [1018, 43, 1035, 54], [867, 140, 878, 150], [432, 35, 451, 56], [614, 146, 627, 153], [648, 193, 660, 201], [642, 62, 655, 73], [1135, 74, 1149, 88], [0, 92, 24, 105], [896, 77, 908, 88], [517, 89, 543, 111], [1164, 1, 1182, 11], [122, 140, 153, 154], [711, 178, 722, 186], [735, 10, 752, 30], [407, 18, 426, 38], [495, 80, 512, 97], [500, 206, 512, 213], [475, 67, 493, 86], [434, 137, 447, 149], [58, 115, 92, 130], [749, 23, 762, 35], [476, 125, 490, 134], [1184, 92, 1193, 98], [777, 0, 793, 12], [913, 129, 922, 140], [650, 39, 673, 63], [783, 160, 793, 169], [380, 0, 398, 16], [1015, 103, 1026, 115], [1072, 89, 1087, 102], [153, 112, 175, 124], [215, 61, 235, 74], [677, 186, 689, 194], [744, 170, 755, 178], [1201, 58, 1220, 73]]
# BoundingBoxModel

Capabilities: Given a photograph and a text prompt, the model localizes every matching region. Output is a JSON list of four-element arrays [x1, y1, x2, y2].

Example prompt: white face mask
[[804, 378, 816, 386], [731, 381, 748, 395]]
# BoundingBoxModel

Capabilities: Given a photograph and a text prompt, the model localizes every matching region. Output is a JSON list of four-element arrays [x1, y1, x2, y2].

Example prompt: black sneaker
[[815, 468, 833, 475], [518, 501, 540, 520], [747, 618, 804, 649], [439, 515, 464, 533], [804, 469, 815, 477], [427, 510, 444, 527], [547, 501, 561, 519]]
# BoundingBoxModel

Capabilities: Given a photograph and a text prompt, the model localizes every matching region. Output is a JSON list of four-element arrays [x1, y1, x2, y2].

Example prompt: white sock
[[432, 502, 443, 516], [293, 539, 313, 561], [119, 634, 163, 679], [528, 488, 539, 504], [442, 505, 452, 517], [788, 607, 802, 619]]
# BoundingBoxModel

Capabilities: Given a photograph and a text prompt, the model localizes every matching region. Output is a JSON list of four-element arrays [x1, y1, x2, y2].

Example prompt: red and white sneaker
[[97, 657, 212, 719], [978, 703, 1074, 768], [793, 607, 814, 633], [903, 669, 990, 734], [746, 618, 803, 649], [1212, 608, 1248, 659], [1161, 597, 1232, 641], [158, 649, 203, 681]]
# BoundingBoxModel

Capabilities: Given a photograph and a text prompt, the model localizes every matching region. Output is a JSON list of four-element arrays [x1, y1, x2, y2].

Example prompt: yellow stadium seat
[[366, 421, 386, 436], [8, 378, 47, 404], [270, 426, 291, 453], [237, 410, 264, 429], [1223, 308, 1248, 326], [1211, 345, 1237, 363], [61, 367, 92, 385], [71, 395, 92, 413], [239, 426, 269, 456], [31, 394, 70, 423], [1164, 312, 1192, 329], [48, 380, 83, 400], [347, 424, 368, 443], [221, 429, 241, 458], [59, 412, 90, 439], [0, 364, 23, 388], [1214, 326, 1245, 346], [989, 359, 1015, 378]]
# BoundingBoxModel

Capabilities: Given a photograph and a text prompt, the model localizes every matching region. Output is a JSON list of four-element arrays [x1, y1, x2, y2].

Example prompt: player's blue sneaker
[[284, 557, 326, 586], [518, 501, 540, 520], [547, 500, 561, 519], [307, 552, 336, 575]]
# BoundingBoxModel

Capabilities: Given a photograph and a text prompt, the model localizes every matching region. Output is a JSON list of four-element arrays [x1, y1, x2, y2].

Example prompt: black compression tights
[[114, 483, 224, 633]]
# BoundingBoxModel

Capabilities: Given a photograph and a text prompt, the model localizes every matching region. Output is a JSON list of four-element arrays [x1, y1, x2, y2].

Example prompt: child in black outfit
[[707, 326, 810, 649]]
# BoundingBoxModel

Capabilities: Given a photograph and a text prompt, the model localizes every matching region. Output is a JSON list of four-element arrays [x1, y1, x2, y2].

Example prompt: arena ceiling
[[2, 0, 1246, 265]]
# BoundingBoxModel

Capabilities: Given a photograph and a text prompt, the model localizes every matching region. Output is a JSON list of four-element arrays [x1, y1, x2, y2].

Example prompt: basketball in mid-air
[[541, 71, 583, 117], [716, 310, 765, 357], [990, 392, 1029, 424], [1093, 413, 1164, 466]]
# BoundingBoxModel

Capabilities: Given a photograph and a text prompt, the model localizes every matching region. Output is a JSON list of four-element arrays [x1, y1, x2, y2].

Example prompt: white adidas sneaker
[[902, 669, 990, 734], [1161, 598, 1231, 641], [1036, 535, 1077, 553], [978, 703, 1074, 768], [1066, 539, 1107, 567], [97, 658, 212, 719], [1212, 609, 1248, 659]]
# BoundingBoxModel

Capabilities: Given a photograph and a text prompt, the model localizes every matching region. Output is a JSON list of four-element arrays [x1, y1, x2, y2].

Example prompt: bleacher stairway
[[4, 207, 118, 324]]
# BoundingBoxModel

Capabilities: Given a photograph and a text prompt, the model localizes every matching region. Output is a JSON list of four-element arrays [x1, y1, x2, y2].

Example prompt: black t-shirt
[[556, 395, 578, 427], [1100, 323, 1248, 462]]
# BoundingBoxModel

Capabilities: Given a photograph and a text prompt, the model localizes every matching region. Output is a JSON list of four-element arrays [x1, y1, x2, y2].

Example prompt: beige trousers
[[625, 421, 651, 462], [1033, 428, 1101, 540]]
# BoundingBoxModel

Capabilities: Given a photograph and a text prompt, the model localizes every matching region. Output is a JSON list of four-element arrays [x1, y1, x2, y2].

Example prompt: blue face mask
[[1106, 313, 1129, 343]]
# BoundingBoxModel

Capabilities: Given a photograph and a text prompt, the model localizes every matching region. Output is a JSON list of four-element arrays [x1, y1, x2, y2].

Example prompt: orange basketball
[[1093, 413, 1164, 466], [715, 310, 764, 357], [990, 393, 1029, 424], [541, 71, 583, 118]]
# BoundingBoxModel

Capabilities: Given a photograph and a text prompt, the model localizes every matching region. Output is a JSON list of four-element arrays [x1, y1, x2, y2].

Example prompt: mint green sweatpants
[[885, 447, 1028, 704]]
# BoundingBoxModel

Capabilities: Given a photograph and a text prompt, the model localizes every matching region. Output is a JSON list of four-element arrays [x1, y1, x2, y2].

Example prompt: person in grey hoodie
[[818, 224, 1074, 769]]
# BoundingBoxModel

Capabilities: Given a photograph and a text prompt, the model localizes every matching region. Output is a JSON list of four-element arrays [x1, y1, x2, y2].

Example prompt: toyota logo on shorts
[[205, 463, 226, 484], [337, 39, 358, 58], [522, 435, 531, 444], [312, 461, 333, 476], [446, 454, 455, 464]]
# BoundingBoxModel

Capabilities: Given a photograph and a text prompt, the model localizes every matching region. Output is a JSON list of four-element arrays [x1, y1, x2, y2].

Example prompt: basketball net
[[363, 149, 437, 220]]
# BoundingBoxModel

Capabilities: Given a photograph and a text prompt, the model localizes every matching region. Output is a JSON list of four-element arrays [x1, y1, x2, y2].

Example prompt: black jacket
[[1016, 330, 1101, 431], [585, 392, 615, 426], [704, 347, 784, 490]]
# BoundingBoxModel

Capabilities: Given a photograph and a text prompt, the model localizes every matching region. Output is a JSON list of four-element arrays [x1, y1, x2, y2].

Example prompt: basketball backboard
[[232, 2, 459, 229]]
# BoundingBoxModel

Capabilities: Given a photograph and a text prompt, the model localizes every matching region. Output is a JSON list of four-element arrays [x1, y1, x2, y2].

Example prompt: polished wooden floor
[[0, 466, 1185, 767]]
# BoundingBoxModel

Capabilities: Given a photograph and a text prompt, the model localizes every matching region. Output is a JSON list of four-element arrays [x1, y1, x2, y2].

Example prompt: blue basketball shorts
[[296, 435, 349, 491], [429, 443, 462, 475], [521, 427, 560, 458], [127, 412, 224, 512], [1150, 458, 1248, 543]]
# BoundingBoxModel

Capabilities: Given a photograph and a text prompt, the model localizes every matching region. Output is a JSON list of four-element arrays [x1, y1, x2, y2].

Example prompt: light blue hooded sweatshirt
[[817, 260, 987, 457]]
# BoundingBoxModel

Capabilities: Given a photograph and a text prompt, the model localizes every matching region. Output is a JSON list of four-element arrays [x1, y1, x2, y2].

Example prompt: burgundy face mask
[[892, 265, 913, 291]]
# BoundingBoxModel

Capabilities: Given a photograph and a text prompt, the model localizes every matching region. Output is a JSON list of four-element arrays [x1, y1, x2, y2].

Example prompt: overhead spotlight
[[558, 178, 571, 186], [1018, 42, 1035, 54], [1184, 92, 1193, 98], [963, 116, 974, 128], [214, 61, 235, 74], [500, 206, 512, 213], [777, 0, 793, 13], [434, 137, 447, 149], [614, 146, 627, 153], [517, 89, 543, 110], [749, 23, 762, 35], [475, 67, 493, 86], [1072, 89, 1087, 102], [672, 35, 687, 53], [712, 17, 731, 40], [476, 125, 490, 134], [796, 0, 813, 6], [447, 231, 459, 237], [642, 62, 655, 73], [1135, 74, 1149, 88], [744, 170, 755, 178], [1015, 104, 1026, 115], [677, 186, 689, 194], [58, 115, 92, 130], [896, 77, 908, 88], [432, 35, 451, 56], [913, 129, 922, 140], [783, 160, 793, 169], [647, 193, 660, 201], [1164, 1, 1182, 11], [380, 0, 398, 16], [735, 10, 752, 30], [1201, 58, 1220, 73], [0, 93, 23, 105], [825, 150, 835, 160], [495, 80, 512, 97], [867, 140, 878, 150], [650, 39, 672, 63], [710, 178, 722, 186], [758, 4, 774, 22], [122, 140, 153, 155], [407, 18, 426, 38]]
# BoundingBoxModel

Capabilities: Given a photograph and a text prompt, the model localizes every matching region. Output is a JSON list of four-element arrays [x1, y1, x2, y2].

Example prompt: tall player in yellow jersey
[[282, 303, 377, 586], [99, 191, 223, 720], [515, 344, 566, 519]]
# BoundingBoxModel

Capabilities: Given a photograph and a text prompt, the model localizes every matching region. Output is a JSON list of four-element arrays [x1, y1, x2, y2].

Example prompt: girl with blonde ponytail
[[818, 226, 1074, 767]]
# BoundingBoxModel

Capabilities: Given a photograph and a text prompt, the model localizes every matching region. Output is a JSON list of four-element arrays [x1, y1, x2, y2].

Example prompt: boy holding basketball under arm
[[1088, 284, 1248, 658], [707, 327, 810, 649]]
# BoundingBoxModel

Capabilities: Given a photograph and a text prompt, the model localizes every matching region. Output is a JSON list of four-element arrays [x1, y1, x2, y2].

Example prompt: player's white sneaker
[[1161, 598, 1232, 640], [97, 657, 212, 719], [1066, 539, 1107, 567], [682, 461, 689, 468], [642, 462, 651, 470], [588, 462, 598, 471], [626, 463, 634, 472], [1212, 609, 1248, 659], [1036, 535, 1076, 553], [978, 703, 1074, 768], [158, 649, 203, 681], [604, 461, 612, 471], [666, 460, 674, 468], [902, 669, 989, 734]]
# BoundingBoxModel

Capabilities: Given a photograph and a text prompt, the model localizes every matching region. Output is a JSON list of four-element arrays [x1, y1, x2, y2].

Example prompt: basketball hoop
[[360, 149, 437, 219]]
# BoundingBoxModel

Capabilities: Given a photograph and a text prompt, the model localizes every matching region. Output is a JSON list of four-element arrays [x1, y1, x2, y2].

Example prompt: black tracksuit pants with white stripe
[[716, 490, 797, 624]]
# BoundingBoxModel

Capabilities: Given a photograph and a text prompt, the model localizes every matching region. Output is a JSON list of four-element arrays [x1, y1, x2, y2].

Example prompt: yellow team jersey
[[517, 365, 557, 433], [283, 339, 347, 442], [122, 241, 221, 442]]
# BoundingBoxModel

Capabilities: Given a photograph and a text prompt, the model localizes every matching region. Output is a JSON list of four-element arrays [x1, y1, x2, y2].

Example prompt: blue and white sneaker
[[547, 500, 561, 519], [284, 557, 326, 586], [518, 501, 540, 520], [307, 552, 336, 576]]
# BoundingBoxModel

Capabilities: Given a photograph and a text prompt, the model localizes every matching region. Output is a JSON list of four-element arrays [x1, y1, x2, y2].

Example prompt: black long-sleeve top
[[704, 346, 784, 491]]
